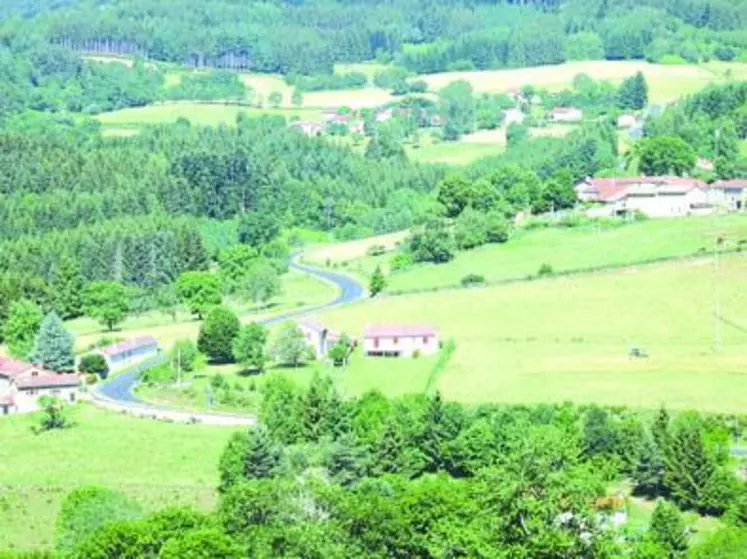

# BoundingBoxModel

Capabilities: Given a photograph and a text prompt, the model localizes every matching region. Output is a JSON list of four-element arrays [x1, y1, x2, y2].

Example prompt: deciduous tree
[[197, 306, 240, 363], [84, 281, 129, 332], [232, 323, 268, 372], [2, 299, 43, 359], [177, 272, 222, 319]]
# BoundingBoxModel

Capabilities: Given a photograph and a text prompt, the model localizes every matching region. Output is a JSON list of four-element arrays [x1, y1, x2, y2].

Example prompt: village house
[[375, 108, 394, 123], [290, 120, 324, 137], [502, 108, 526, 126], [363, 325, 440, 358], [549, 107, 583, 123], [0, 358, 80, 416], [616, 114, 637, 129], [95, 336, 160, 373], [709, 179, 747, 212], [298, 320, 343, 359], [575, 176, 711, 218]]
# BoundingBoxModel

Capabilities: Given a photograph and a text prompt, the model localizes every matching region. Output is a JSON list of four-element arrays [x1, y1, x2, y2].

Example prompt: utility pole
[[176, 348, 182, 387]]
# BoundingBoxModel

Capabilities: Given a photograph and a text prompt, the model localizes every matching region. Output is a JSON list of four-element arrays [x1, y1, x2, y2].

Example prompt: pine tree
[[31, 312, 75, 372], [325, 432, 368, 486], [420, 391, 449, 472], [243, 425, 283, 480], [51, 257, 85, 319], [301, 373, 334, 442], [634, 436, 666, 498], [652, 406, 671, 453], [261, 375, 301, 445], [218, 431, 250, 493], [369, 265, 386, 298], [373, 419, 406, 475], [648, 500, 688, 558]]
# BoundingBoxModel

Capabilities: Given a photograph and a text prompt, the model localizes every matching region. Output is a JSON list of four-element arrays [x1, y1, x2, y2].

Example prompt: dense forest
[[1, 0, 746, 76], [48, 380, 747, 557]]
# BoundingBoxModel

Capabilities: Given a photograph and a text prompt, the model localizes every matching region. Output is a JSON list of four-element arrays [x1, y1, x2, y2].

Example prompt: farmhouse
[[96, 336, 159, 372], [616, 114, 637, 129], [298, 320, 342, 359], [549, 107, 583, 123], [502, 108, 526, 125], [290, 120, 323, 137], [709, 179, 747, 212], [0, 358, 80, 416], [575, 176, 711, 218], [363, 324, 439, 358]]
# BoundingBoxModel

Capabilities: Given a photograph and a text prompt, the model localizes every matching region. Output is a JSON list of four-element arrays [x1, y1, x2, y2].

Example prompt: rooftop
[[16, 372, 80, 390], [0, 358, 34, 379], [99, 336, 158, 357], [364, 324, 439, 338], [712, 179, 747, 189]]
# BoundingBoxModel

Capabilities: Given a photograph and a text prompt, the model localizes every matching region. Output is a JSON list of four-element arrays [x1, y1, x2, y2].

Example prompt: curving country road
[[94, 257, 365, 424]]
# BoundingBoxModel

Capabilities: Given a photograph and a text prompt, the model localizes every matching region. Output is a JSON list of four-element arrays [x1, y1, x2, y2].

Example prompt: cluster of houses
[[0, 336, 161, 416], [290, 106, 405, 138], [299, 321, 440, 359], [575, 177, 747, 218]]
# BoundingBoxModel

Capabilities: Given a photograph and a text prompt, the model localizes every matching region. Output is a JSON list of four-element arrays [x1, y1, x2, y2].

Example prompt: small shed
[[298, 320, 342, 359], [97, 336, 159, 372], [363, 324, 439, 358]]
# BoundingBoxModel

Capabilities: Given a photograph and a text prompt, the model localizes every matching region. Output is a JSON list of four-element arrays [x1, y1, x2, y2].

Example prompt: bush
[[461, 274, 486, 287], [211, 375, 228, 390], [78, 354, 109, 379], [389, 252, 413, 272], [538, 263, 554, 277], [366, 244, 386, 256], [85, 374, 98, 385]]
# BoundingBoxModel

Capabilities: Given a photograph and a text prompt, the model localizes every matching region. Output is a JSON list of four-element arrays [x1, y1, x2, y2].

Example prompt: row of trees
[[8, 0, 744, 77], [55, 380, 747, 557]]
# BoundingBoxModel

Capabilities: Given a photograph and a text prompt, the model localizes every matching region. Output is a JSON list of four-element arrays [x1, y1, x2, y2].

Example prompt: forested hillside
[[3, 0, 747, 75]]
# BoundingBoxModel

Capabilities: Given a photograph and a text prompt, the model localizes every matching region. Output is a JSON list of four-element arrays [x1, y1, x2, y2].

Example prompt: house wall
[[7, 385, 79, 414], [299, 325, 325, 358], [364, 334, 439, 357], [623, 189, 709, 218], [708, 188, 746, 211], [102, 344, 159, 372]]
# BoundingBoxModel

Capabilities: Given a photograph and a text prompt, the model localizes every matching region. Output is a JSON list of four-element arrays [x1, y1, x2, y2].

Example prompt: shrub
[[78, 354, 109, 379], [85, 374, 98, 385], [211, 375, 228, 390], [461, 274, 486, 287], [538, 263, 554, 277], [389, 252, 413, 272], [366, 244, 386, 257]]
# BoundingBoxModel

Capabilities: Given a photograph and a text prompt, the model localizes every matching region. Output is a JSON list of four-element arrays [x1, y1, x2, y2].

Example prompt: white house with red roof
[[709, 179, 747, 212], [298, 320, 343, 359], [95, 336, 159, 372], [574, 176, 711, 218], [363, 325, 439, 358], [0, 358, 80, 415]]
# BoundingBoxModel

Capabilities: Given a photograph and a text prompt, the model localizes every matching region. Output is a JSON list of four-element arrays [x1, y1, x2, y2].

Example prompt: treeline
[[47, 379, 747, 557], [5, 0, 747, 77], [644, 81, 747, 179], [285, 71, 367, 93]]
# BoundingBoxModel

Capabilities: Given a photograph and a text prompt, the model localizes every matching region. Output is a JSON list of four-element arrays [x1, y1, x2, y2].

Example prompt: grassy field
[[0, 404, 239, 550], [96, 102, 323, 129], [406, 128, 507, 164], [316, 252, 747, 413], [417, 60, 747, 103], [313, 214, 747, 292], [68, 269, 337, 352]]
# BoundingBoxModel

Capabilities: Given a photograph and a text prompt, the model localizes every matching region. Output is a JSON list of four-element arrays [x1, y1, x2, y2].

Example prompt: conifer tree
[[369, 265, 386, 298], [420, 391, 449, 472], [301, 373, 334, 442], [649, 500, 688, 558], [51, 257, 85, 319], [373, 419, 406, 475], [325, 432, 368, 486], [260, 375, 301, 444], [634, 436, 666, 498], [242, 425, 283, 480], [31, 312, 75, 372], [218, 431, 250, 493]]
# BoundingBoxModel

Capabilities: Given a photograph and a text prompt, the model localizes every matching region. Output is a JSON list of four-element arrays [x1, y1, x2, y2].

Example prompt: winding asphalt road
[[95, 258, 365, 417]]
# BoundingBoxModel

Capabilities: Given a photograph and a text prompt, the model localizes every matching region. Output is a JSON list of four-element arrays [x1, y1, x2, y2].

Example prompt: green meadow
[[317, 252, 747, 413], [314, 214, 747, 292], [0, 405, 239, 550]]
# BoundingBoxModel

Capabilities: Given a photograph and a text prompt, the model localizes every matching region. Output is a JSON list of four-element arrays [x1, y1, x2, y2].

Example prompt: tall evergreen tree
[[373, 419, 406, 475], [301, 373, 334, 442], [420, 391, 450, 473], [31, 312, 75, 372], [51, 257, 85, 319], [634, 436, 666, 498], [325, 432, 368, 486], [242, 425, 283, 481], [649, 500, 688, 558]]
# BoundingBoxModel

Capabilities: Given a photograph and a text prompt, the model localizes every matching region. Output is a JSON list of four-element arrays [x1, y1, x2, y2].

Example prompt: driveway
[[94, 257, 365, 424]]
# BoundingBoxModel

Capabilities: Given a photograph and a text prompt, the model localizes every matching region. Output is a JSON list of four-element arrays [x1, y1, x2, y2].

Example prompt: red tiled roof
[[16, 372, 80, 389], [0, 358, 34, 379], [99, 336, 158, 357], [364, 324, 438, 338], [578, 176, 704, 202], [712, 179, 747, 189]]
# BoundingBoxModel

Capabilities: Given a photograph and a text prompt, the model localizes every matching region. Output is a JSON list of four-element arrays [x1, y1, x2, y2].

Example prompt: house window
[[393, 337, 399, 345], [423, 336, 429, 344], [373, 338, 380, 349]]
